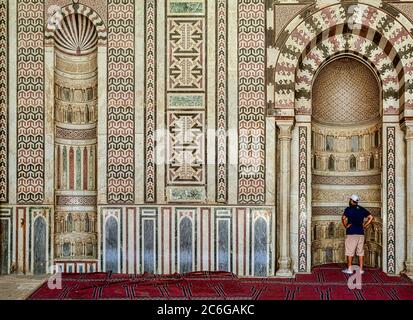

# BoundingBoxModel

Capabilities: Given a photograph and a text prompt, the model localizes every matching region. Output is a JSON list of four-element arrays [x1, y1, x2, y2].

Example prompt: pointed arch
[[267, 2, 413, 116]]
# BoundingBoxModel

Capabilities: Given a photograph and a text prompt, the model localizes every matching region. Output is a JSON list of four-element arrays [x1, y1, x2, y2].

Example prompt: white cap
[[350, 194, 360, 202]]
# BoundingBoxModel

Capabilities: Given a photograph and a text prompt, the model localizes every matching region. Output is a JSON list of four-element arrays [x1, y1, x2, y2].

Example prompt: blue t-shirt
[[343, 205, 370, 235]]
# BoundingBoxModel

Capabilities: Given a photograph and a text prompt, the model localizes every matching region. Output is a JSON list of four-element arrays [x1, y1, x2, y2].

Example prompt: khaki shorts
[[345, 235, 365, 257]]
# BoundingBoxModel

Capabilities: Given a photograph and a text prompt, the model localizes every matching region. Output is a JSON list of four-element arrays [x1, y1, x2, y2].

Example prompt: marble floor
[[0, 275, 49, 300]]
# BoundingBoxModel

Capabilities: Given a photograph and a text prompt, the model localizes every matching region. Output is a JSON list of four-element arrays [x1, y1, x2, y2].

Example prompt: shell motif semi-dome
[[312, 57, 380, 125], [55, 14, 98, 55]]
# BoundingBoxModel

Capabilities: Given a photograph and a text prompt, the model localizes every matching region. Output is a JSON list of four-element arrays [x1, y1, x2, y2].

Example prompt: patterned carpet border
[[27, 264, 413, 300]]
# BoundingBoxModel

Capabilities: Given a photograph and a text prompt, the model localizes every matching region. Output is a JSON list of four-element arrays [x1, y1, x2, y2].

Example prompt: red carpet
[[28, 264, 413, 300]]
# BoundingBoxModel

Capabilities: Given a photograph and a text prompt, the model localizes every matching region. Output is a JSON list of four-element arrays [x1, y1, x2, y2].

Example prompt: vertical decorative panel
[[167, 111, 205, 184], [143, 220, 155, 273], [76, 148, 81, 190], [166, 19, 205, 91], [83, 148, 88, 190], [251, 209, 272, 276], [200, 208, 210, 271], [0, 220, 9, 274], [89, 148, 94, 189], [105, 215, 119, 272], [216, 0, 228, 203], [215, 208, 231, 271], [176, 208, 197, 273], [179, 216, 193, 273], [160, 207, 172, 274], [29, 208, 51, 275], [33, 217, 46, 274], [253, 217, 268, 276], [217, 220, 229, 270], [386, 126, 396, 274], [62, 147, 67, 187], [238, 0, 266, 204], [0, 208, 12, 274], [69, 147, 74, 189], [144, 0, 157, 202], [166, 0, 207, 201], [140, 208, 157, 273], [0, 0, 7, 203], [56, 145, 61, 189], [17, 0, 45, 203], [235, 208, 246, 275], [298, 126, 308, 272], [107, 0, 135, 203]]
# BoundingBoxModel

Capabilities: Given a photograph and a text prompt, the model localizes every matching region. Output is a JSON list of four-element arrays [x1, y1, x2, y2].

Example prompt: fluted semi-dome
[[55, 14, 98, 55], [312, 57, 380, 125]]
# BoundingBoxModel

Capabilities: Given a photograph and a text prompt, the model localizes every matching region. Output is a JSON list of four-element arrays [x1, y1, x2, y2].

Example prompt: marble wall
[[0, 0, 276, 276], [0, 0, 412, 278]]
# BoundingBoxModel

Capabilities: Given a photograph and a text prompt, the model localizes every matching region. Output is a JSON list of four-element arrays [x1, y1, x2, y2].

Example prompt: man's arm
[[342, 214, 351, 229], [363, 213, 374, 229]]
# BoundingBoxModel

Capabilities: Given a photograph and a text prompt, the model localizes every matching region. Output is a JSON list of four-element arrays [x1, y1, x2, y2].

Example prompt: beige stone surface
[[0, 275, 48, 300]]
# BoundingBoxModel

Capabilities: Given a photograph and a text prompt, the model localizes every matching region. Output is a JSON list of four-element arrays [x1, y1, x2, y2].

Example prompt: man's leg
[[344, 235, 356, 271], [357, 235, 365, 271], [359, 255, 364, 271], [347, 255, 353, 270]]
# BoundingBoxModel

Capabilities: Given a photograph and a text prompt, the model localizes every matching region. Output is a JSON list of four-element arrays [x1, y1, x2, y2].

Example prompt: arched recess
[[309, 56, 383, 269], [45, 4, 107, 272], [268, 2, 412, 275]]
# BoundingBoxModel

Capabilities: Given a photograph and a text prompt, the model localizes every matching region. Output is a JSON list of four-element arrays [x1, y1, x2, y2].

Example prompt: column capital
[[401, 121, 413, 140], [276, 119, 294, 140]]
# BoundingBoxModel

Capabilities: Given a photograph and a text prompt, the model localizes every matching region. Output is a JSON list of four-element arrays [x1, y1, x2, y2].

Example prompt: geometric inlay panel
[[167, 111, 205, 185], [17, 0, 45, 203], [107, 0, 135, 203], [238, 0, 266, 204]]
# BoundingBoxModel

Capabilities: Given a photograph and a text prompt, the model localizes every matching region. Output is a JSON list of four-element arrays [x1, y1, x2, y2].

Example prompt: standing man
[[341, 194, 374, 274]]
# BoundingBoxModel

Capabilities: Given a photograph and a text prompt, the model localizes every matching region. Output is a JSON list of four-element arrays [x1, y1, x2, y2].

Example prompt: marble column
[[276, 120, 294, 277], [404, 122, 413, 279]]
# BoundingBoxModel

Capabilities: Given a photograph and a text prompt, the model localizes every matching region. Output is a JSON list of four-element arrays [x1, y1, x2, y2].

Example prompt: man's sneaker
[[342, 268, 353, 274]]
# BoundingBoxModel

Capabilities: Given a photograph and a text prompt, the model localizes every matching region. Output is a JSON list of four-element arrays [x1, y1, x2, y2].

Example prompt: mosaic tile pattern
[[107, 0, 135, 203], [312, 206, 382, 217], [296, 32, 400, 116], [167, 18, 205, 91], [167, 111, 205, 184], [238, 0, 266, 204], [17, 0, 45, 203], [0, 0, 7, 202], [311, 57, 380, 123], [216, 0, 228, 203], [166, 2, 207, 192], [386, 126, 396, 274], [144, 0, 157, 203], [312, 175, 382, 185], [298, 126, 307, 272]]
